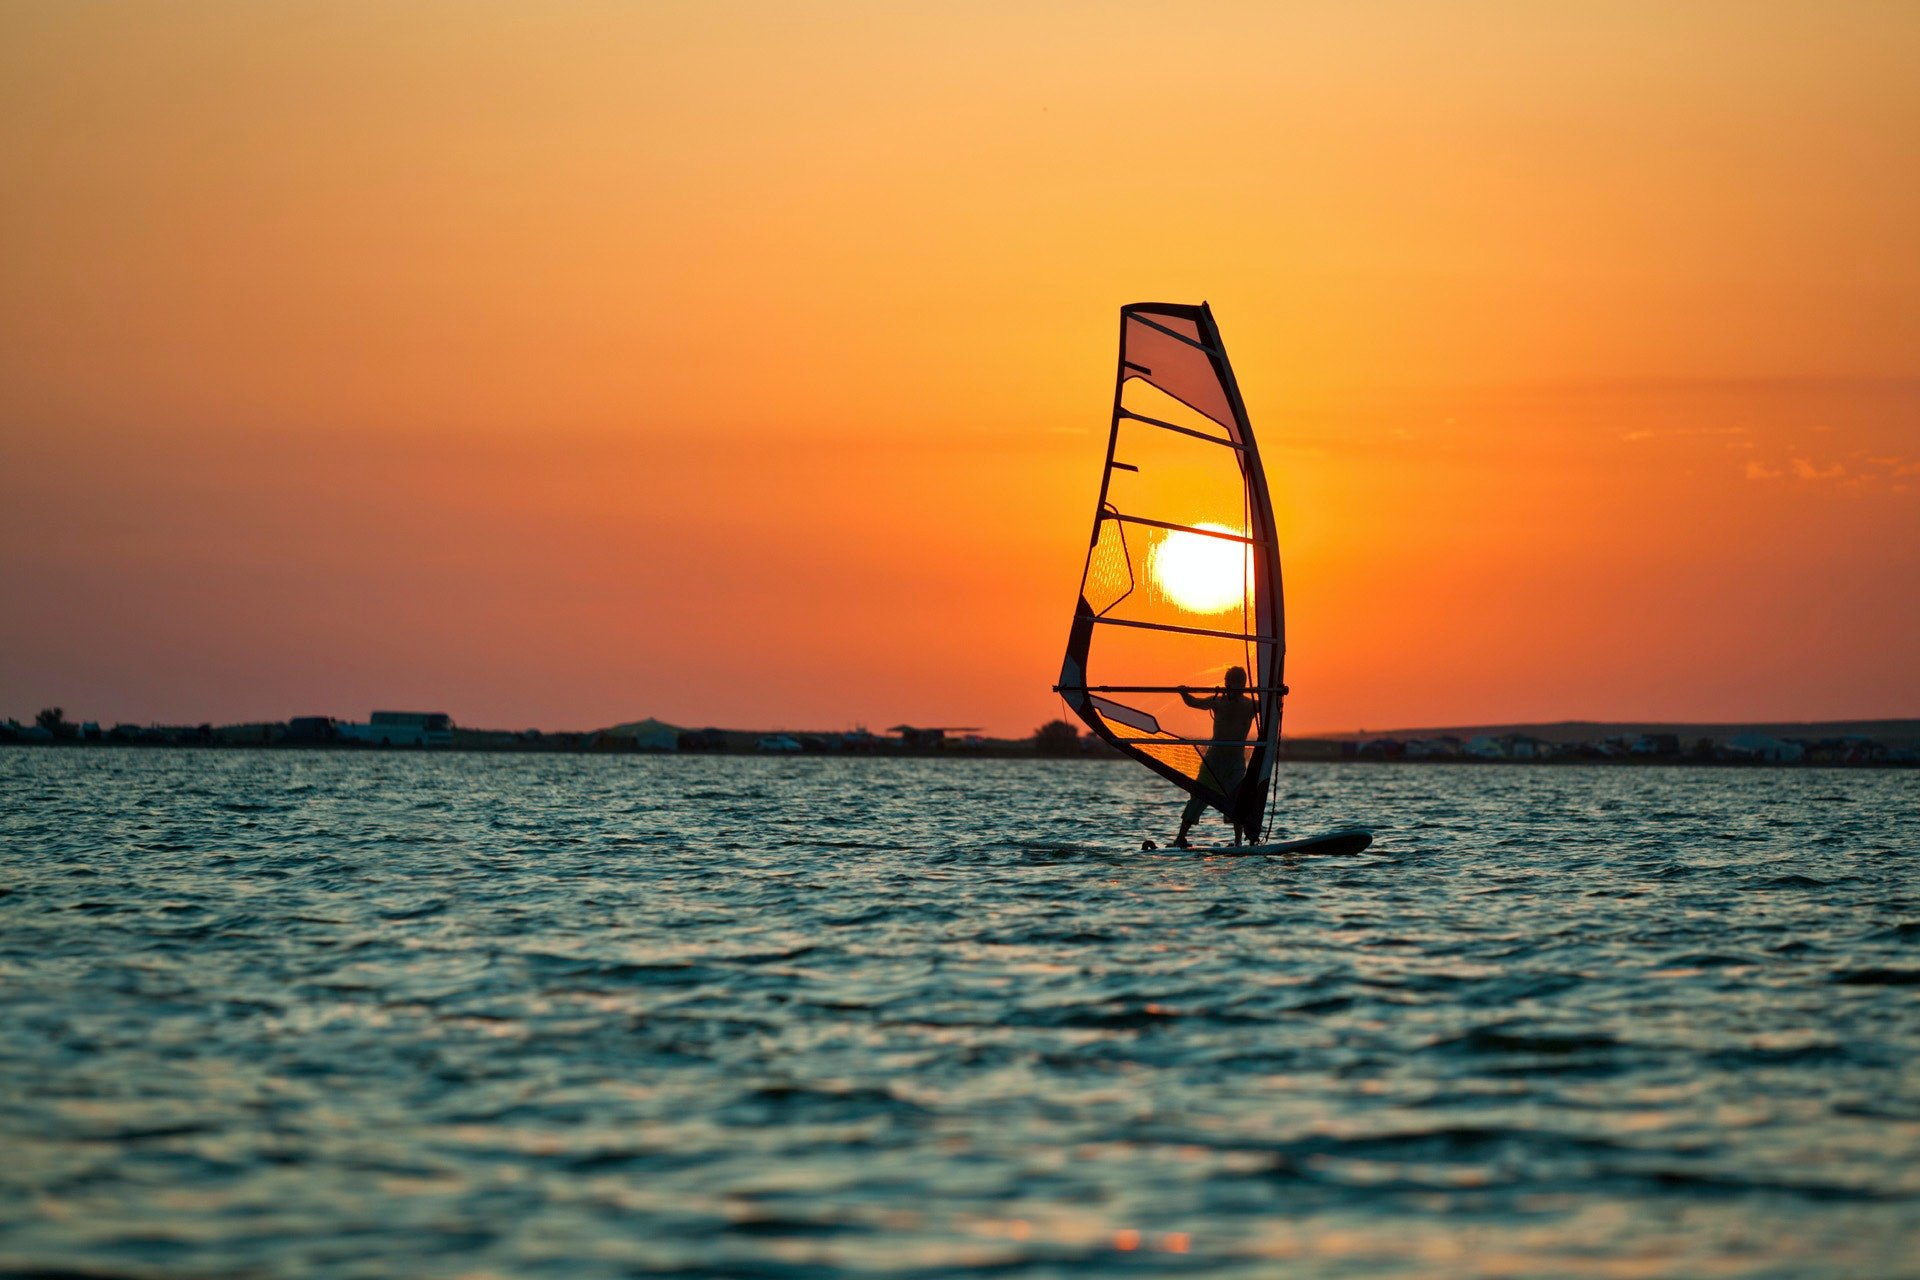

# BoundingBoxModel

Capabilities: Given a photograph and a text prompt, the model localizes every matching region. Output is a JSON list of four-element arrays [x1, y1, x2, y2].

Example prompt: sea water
[[1, 749, 1916, 1277]]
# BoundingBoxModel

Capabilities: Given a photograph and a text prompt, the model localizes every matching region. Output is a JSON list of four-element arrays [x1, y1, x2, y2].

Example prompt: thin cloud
[[1791, 458, 1845, 481]]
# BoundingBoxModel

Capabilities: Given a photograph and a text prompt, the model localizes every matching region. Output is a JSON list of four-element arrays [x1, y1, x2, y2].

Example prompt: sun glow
[[1150, 524, 1250, 614]]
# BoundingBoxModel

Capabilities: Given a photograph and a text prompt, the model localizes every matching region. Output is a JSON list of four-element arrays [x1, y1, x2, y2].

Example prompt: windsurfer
[[1172, 666, 1259, 848]]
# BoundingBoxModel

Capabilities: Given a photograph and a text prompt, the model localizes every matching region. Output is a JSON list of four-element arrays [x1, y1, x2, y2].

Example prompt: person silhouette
[[1172, 666, 1260, 848]]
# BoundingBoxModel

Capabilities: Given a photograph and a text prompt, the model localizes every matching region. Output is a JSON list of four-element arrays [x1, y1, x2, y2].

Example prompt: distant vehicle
[[337, 711, 453, 747], [758, 734, 802, 752], [837, 729, 882, 753]]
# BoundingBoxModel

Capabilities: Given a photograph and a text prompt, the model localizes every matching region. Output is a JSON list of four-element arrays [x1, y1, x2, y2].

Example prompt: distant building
[[1817, 735, 1888, 764], [214, 722, 280, 745], [758, 734, 802, 752], [888, 725, 981, 751], [337, 712, 453, 747], [1723, 732, 1804, 763], [631, 721, 680, 752], [598, 717, 681, 752], [284, 716, 338, 743]]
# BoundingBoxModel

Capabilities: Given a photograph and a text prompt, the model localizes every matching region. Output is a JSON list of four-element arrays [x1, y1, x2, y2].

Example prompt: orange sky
[[2, 2, 1916, 735]]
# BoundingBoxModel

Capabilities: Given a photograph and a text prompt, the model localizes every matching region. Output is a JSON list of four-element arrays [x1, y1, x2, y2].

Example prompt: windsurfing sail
[[1055, 302, 1285, 839]]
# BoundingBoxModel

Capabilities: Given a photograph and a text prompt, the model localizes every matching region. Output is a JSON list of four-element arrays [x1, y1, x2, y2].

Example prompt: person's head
[[1225, 666, 1247, 693]]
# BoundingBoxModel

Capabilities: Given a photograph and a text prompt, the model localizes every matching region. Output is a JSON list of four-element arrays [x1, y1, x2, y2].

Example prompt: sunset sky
[[3, 1, 1916, 736]]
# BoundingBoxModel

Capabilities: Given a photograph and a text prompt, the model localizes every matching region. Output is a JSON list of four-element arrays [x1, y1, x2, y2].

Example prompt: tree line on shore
[[8, 708, 1911, 766]]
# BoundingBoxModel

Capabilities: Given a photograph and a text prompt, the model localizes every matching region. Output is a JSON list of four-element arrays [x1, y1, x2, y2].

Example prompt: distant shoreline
[[8, 714, 1915, 766], [2, 739, 1913, 768]]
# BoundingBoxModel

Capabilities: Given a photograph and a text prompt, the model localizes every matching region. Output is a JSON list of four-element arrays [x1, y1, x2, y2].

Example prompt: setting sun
[[1149, 524, 1251, 615]]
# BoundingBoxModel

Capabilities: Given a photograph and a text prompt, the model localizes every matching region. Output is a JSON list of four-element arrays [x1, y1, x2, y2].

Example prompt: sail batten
[[1060, 684, 1292, 694], [1116, 409, 1250, 448], [1089, 615, 1278, 644], [1111, 737, 1278, 747], [1125, 310, 1222, 354], [1058, 302, 1286, 839], [1103, 513, 1271, 545]]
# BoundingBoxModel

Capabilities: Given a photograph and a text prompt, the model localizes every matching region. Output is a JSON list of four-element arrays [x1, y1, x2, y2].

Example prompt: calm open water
[[2, 749, 1917, 1278]]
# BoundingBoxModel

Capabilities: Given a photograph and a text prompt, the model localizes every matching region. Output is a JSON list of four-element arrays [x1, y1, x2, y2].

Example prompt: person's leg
[[1187, 747, 1242, 847], [1174, 790, 1205, 847]]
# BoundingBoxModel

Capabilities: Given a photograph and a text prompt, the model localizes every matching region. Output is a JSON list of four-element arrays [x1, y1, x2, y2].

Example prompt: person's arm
[[1179, 687, 1215, 710]]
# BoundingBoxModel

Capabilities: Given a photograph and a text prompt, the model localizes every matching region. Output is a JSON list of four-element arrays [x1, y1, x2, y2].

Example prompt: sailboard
[[1153, 828, 1375, 858], [1053, 302, 1369, 855]]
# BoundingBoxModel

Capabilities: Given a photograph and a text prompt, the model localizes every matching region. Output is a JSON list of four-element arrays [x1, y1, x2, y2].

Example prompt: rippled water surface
[[2, 749, 1918, 1277]]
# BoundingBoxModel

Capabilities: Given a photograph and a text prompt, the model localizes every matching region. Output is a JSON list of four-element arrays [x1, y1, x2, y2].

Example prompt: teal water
[[2, 749, 1917, 1277]]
